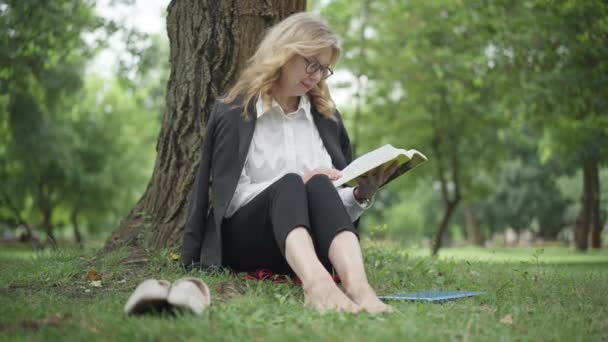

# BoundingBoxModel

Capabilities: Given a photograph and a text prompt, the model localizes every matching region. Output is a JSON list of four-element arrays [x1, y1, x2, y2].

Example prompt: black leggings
[[222, 173, 358, 274]]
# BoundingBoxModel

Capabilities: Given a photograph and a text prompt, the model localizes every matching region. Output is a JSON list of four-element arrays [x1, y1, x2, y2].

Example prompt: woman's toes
[[345, 283, 394, 314], [304, 279, 361, 314], [365, 300, 392, 314]]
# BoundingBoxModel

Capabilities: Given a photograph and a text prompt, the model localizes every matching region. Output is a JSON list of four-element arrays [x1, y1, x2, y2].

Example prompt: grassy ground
[[1, 241, 607, 341]]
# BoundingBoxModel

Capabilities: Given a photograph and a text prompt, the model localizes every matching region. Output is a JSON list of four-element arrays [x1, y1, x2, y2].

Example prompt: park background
[[2, 0, 606, 252], [1, 1, 607, 340]]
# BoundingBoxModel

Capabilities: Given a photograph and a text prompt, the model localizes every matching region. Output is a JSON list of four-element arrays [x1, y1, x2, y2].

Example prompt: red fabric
[[240, 268, 341, 285]]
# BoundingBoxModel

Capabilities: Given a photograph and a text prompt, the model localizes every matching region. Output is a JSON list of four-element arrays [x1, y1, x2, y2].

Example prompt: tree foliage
[[0, 1, 162, 246], [323, 0, 607, 249]]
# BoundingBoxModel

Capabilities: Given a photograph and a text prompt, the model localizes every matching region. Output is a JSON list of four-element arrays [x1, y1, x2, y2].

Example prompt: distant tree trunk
[[71, 209, 83, 246], [574, 187, 590, 250], [587, 159, 602, 249], [575, 159, 600, 251], [430, 88, 461, 256], [41, 207, 56, 249], [464, 204, 484, 246], [38, 182, 57, 249], [103, 0, 306, 254], [433, 201, 458, 253]]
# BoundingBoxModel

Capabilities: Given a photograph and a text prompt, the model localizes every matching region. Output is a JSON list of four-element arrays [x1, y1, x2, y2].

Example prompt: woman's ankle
[[340, 274, 369, 292], [301, 272, 336, 291]]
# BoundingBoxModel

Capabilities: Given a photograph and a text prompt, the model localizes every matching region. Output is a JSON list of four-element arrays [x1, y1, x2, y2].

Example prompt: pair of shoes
[[124, 278, 211, 316]]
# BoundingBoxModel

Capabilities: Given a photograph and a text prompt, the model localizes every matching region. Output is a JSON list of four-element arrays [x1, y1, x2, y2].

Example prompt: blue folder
[[378, 291, 484, 302]]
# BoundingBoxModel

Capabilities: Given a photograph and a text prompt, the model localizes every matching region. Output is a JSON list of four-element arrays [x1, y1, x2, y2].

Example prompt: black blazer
[[181, 97, 355, 270]]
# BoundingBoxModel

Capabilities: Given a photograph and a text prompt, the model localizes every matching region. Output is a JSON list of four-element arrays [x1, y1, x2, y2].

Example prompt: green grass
[[1, 241, 607, 341]]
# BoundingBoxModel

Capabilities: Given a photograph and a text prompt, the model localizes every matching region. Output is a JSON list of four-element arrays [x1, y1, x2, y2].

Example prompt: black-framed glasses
[[303, 57, 334, 79]]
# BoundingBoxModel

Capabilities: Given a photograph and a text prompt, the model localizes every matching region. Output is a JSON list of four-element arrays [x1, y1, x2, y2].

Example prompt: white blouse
[[225, 95, 370, 221]]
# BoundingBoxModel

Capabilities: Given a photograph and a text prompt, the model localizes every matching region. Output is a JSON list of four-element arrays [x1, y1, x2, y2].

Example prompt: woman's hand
[[302, 166, 342, 183], [353, 161, 400, 201]]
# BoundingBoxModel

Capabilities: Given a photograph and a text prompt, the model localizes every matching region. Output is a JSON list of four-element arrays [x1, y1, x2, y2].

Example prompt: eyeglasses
[[302, 57, 334, 79]]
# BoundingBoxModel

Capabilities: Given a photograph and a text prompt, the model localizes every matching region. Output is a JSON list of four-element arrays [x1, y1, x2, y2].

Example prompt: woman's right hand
[[302, 167, 342, 183]]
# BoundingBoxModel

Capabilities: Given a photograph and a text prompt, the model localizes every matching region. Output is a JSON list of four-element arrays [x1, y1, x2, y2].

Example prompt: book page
[[333, 144, 427, 187]]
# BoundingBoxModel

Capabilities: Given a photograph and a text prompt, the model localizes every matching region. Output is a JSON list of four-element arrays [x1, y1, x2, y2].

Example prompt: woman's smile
[[301, 81, 314, 89]]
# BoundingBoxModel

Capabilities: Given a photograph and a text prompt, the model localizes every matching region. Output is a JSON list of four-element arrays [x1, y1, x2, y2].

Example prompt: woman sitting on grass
[[181, 12, 398, 314]]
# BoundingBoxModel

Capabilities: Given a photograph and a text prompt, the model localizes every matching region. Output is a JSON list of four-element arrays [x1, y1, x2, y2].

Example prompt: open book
[[332, 144, 428, 188]]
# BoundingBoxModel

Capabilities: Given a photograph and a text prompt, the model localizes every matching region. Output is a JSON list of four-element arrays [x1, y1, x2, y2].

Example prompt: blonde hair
[[223, 12, 341, 120]]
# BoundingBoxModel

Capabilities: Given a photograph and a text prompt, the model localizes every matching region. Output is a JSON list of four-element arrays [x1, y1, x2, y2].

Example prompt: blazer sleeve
[[181, 104, 219, 270]]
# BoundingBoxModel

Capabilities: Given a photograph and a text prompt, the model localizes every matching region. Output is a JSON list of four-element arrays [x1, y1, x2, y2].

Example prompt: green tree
[[58, 77, 160, 243], [1, 1, 108, 246], [493, 0, 608, 249], [479, 126, 570, 240], [324, 0, 510, 253]]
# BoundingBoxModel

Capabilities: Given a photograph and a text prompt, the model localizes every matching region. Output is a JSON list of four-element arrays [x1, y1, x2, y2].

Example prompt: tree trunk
[[432, 200, 458, 255], [42, 207, 57, 249], [71, 209, 83, 246], [103, 0, 306, 253], [575, 160, 597, 251], [464, 204, 484, 246], [588, 159, 602, 248], [430, 87, 462, 256]]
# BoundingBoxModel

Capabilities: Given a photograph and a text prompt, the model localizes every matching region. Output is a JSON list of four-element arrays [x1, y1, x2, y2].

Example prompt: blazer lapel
[[313, 109, 347, 170], [237, 99, 257, 169]]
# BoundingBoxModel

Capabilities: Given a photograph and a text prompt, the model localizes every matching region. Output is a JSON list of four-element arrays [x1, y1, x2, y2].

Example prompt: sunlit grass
[[409, 245, 608, 264]]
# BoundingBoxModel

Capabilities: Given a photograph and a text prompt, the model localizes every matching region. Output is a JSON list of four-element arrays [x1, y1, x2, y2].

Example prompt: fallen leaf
[[480, 304, 493, 312], [217, 281, 244, 301], [90, 280, 102, 288], [500, 314, 513, 325], [78, 319, 101, 334], [86, 270, 102, 281], [169, 252, 179, 261]]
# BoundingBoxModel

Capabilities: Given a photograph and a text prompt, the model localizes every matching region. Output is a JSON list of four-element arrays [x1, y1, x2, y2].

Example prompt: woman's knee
[[275, 173, 306, 192], [305, 173, 334, 190], [278, 172, 304, 185]]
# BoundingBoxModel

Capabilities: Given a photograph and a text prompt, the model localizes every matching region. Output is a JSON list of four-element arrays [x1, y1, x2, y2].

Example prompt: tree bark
[[103, 0, 306, 253]]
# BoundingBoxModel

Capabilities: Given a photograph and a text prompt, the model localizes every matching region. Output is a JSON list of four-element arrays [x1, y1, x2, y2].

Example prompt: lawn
[[1, 241, 607, 341]]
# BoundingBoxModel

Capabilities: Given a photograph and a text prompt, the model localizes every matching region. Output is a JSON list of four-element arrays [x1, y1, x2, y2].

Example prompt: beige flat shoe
[[124, 279, 171, 315], [167, 277, 211, 315]]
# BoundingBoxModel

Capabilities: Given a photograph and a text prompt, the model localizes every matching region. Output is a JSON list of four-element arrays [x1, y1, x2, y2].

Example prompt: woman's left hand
[[354, 161, 400, 201]]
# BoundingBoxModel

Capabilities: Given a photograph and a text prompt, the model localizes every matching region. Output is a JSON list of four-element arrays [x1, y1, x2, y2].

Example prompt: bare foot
[[303, 277, 362, 313], [344, 282, 393, 314]]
